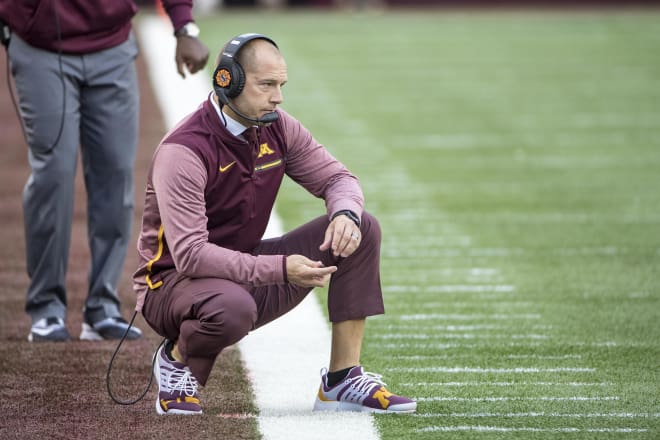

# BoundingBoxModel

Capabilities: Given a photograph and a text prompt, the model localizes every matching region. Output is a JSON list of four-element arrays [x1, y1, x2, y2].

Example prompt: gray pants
[[8, 34, 139, 324]]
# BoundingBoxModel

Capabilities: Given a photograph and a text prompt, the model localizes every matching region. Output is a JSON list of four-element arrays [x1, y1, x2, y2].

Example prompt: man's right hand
[[175, 35, 209, 78], [286, 255, 337, 288]]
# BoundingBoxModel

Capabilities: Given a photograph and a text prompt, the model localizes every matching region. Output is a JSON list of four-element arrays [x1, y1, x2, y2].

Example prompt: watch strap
[[331, 210, 361, 227]]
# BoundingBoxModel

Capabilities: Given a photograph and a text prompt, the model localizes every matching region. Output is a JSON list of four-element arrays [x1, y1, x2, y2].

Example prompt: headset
[[212, 33, 279, 125]]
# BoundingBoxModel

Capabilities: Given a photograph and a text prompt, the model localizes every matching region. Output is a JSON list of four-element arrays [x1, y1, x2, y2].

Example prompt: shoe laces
[[165, 366, 199, 397], [349, 371, 387, 396]]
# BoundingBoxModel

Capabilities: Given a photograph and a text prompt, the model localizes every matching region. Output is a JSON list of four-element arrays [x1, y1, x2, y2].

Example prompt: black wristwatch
[[331, 210, 361, 227]]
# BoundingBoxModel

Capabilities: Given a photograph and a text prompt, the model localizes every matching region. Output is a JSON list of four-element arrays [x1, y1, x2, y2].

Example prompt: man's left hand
[[175, 36, 209, 78]]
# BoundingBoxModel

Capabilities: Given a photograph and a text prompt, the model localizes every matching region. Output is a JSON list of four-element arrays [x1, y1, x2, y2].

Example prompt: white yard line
[[137, 15, 379, 440], [397, 313, 541, 320], [385, 284, 516, 293], [380, 342, 551, 349], [416, 396, 619, 402], [505, 354, 582, 359], [390, 367, 596, 373], [413, 412, 660, 418], [401, 382, 609, 387], [418, 426, 648, 433], [374, 333, 549, 340]]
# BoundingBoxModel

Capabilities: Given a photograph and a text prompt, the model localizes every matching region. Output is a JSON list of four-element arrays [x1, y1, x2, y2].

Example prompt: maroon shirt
[[0, 0, 193, 53], [133, 98, 364, 310]]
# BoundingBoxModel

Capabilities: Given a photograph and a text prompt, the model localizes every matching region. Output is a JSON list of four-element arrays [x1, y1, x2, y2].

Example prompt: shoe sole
[[313, 398, 416, 414], [28, 329, 71, 342], [79, 323, 142, 341]]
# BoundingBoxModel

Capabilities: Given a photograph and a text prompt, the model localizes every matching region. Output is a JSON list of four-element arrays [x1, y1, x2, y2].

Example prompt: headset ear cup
[[213, 64, 232, 104], [225, 63, 245, 99]]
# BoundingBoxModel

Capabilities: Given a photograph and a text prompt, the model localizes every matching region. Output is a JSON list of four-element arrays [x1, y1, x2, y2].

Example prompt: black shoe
[[28, 317, 71, 342]]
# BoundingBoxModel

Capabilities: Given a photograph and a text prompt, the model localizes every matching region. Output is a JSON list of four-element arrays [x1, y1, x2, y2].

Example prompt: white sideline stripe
[[137, 16, 379, 440], [417, 426, 648, 433], [416, 396, 619, 402], [413, 412, 660, 418], [390, 367, 596, 373], [137, 18, 208, 129]]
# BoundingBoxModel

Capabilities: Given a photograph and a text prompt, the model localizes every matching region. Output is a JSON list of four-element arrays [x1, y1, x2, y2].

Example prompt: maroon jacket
[[0, 0, 193, 53], [133, 98, 364, 310]]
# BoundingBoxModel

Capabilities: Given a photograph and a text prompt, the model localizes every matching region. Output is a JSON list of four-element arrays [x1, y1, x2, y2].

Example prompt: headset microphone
[[256, 111, 278, 124], [223, 98, 279, 125]]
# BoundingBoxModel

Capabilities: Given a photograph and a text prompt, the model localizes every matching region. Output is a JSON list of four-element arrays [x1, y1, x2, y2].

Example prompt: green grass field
[[198, 10, 660, 438]]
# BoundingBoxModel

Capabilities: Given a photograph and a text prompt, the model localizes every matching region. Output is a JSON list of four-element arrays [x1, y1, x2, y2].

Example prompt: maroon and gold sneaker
[[153, 342, 202, 415], [313, 366, 416, 413]]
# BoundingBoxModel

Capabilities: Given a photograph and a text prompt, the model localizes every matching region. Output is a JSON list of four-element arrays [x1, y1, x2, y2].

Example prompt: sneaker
[[28, 317, 71, 342], [80, 316, 142, 341], [313, 366, 416, 413], [153, 342, 202, 415]]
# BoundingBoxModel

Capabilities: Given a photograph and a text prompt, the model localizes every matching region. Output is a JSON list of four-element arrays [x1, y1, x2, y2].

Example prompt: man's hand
[[286, 254, 337, 288], [319, 215, 361, 258], [175, 36, 209, 78]]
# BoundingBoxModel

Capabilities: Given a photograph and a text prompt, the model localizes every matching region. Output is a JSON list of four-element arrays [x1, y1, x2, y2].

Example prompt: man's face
[[233, 42, 287, 126]]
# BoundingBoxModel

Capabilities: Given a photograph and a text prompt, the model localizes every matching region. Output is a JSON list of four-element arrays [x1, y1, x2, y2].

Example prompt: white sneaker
[[28, 317, 70, 342], [314, 366, 416, 413], [153, 342, 203, 415], [80, 316, 142, 341]]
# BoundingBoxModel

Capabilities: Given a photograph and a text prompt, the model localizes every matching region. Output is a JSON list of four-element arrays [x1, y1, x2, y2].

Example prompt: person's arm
[[152, 144, 286, 285], [160, 0, 209, 77], [280, 111, 365, 258]]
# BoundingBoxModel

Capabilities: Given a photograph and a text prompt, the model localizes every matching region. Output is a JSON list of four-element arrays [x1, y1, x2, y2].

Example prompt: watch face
[[181, 22, 200, 38]]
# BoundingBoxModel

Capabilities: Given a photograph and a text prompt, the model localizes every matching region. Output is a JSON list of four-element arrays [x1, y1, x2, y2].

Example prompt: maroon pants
[[141, 212, 384, 385]]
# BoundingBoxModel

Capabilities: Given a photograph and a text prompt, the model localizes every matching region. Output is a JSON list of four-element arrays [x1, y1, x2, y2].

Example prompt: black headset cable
[[105, 310, 165, 405]]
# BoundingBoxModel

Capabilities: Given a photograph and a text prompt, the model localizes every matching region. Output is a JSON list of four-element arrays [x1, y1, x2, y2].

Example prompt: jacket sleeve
[[160, 0, 194, 31], [152, 143, 286, 285]]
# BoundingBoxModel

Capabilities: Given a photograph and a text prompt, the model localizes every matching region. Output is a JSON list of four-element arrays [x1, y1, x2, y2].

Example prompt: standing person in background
[[134, 33, 416, 415], [0, 0, 209, 342]]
